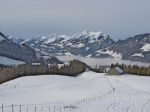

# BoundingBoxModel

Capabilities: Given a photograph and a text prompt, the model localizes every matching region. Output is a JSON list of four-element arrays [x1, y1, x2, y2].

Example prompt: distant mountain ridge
[[10, 31, 150, 63], [110, 33, 150, 62], [0, 32, 37, 62], [0, 32, 63, 64]]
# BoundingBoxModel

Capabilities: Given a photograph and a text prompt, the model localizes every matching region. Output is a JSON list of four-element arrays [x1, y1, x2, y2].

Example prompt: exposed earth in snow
[[0, 71, 150, 112]]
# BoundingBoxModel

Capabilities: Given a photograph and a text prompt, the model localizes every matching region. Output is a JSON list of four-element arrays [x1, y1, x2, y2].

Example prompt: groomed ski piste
[[0, 71, 150, 112]]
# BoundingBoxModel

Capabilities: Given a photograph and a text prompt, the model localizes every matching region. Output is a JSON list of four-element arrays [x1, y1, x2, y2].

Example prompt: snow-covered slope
[[141, 43, 150, 52], [0, 71, 150, 112], [0, 56, 25, 65]]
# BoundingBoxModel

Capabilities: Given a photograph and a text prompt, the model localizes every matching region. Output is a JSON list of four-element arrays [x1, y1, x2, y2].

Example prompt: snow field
[[0, 71, 150, 112]]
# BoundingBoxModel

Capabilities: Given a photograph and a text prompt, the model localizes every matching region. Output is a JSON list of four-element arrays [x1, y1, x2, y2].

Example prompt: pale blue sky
[[0, 0, 150, 39]]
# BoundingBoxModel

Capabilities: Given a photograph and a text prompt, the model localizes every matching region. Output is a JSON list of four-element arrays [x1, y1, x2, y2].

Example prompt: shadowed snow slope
[[0, 56, 25, 65], [0, 72, 150, 112]]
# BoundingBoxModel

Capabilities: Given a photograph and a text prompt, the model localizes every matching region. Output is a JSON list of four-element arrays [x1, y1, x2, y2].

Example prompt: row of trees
[[111, 63, 150, 76], [0, 64, 18, 84], [17, 60, 88, 76], [0, 60, 90, 84]]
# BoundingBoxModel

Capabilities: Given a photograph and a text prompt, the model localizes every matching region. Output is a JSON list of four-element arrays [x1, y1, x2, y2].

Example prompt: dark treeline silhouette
[[111, 63, 150, 76], [0, 60, 95, 84]]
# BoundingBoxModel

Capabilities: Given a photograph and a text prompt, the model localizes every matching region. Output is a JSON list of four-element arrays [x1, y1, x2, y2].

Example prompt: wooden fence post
[[48, 106, 50, 112], [60, 106, 61, 112], [20, 105, 22, 112], [41, 106, 43, 112], [54, 106, 55, 112], [2, 104, 4, 112], [35, 106, 36, 112], [12, 104, 14, 112], [27, 106, 29, 112], [63, 106, 65, 112]]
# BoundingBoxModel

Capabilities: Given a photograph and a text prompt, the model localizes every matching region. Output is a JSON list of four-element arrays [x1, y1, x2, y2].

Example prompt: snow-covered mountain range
[[13, 31, 150, 63], [0, 32, 63, 65], [0, 32, 37, 63]]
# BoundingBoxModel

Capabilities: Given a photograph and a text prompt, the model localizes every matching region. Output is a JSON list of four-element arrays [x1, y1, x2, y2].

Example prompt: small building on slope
[[108, 67, 124, 75]]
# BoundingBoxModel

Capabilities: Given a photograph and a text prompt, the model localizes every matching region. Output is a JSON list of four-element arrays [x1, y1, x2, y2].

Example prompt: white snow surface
[[0, 56, 25, 65], [86, 54, 92, 58], [44, 35, 56, 44], [96, 49, 122, 59], [20, 39, 30, 44], [64, 52, 73, 56], [0, 71, 150, 112], [141, 43, 150, 52], [72, 31, 108, 43], [131, 53, 144, 57]]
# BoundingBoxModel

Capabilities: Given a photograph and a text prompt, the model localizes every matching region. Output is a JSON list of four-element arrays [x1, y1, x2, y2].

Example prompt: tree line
[[0, 60, 93, 84], [111, 63, 150, 76]]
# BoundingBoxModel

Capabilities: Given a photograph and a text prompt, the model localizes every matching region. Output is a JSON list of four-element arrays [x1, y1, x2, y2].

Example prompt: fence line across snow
[[0, 88, 114, 112]]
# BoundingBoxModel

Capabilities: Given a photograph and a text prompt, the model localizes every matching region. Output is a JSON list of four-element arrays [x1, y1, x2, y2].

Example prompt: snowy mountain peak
[[81, 30, 103, 38], [72, 30, 108, 40], [40, 36, 47, 40], [82, 31, 102, 37], [42, 34, 56, 44]]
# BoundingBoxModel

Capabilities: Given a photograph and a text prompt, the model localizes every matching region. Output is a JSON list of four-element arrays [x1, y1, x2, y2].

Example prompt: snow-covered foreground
[[0, 56, 25, 65], [0, 72, 150, 112]]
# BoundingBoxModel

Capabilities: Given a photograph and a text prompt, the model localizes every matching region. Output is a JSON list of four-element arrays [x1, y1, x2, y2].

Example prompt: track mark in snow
[[141, 99, 150, 112], [127, 102, 135, 112], [126, 96, 135, 112], [107, 102, 120, 112]]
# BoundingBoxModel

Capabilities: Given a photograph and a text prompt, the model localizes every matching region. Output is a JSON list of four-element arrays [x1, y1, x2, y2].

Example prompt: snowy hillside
[[0, 71, 150, 112], [141, 43, 150, 52], [0, 56, 25, 65]]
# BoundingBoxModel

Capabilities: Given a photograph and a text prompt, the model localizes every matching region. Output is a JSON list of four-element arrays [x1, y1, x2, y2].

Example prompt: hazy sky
[[0, 0, 150, 39]]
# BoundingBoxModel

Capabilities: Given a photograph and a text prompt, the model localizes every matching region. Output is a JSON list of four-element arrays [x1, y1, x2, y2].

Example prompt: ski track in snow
[[141, 99, 150, 112], [107, 101, 121, 112], [126, 96, 135, 112], [0, 71, 150, 112]]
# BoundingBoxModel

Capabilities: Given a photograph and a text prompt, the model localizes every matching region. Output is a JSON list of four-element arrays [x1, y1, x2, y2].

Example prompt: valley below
[[57, 56, 150, 67]]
